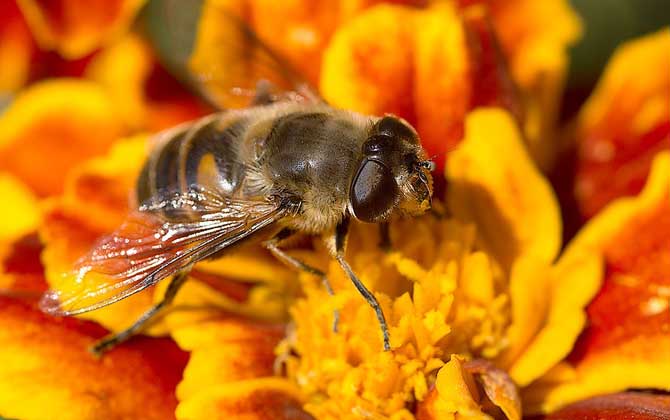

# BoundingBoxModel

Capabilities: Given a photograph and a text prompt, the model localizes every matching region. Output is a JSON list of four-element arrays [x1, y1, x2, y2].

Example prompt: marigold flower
[[0, 1, 667, 420]]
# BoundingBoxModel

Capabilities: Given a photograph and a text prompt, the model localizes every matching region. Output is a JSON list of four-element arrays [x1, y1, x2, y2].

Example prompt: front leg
[[331, 217, 391, 351], [264, 228, 339, 332]]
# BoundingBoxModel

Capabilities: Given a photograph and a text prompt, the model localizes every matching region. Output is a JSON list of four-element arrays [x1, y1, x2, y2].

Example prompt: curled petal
[[0, 79, 126, 196], [503, 252, 602, 386], [0, 296, 187, 420], [417, 356, 521, 420], [16, 0, 146, 59]]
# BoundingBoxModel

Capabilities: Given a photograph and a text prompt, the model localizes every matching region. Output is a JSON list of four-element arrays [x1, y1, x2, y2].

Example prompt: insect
[[39, 7, 434, 354]]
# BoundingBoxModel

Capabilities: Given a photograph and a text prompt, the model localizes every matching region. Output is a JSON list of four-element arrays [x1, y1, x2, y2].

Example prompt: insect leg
[[90, 271, 189, 356], [264, 228, 339, 332], [333, 217, 391, 351]]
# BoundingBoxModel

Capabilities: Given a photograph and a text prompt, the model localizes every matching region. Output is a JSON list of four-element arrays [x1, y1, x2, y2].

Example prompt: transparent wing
[[143, 0, 322, 109], [40, 187, 286, 316]]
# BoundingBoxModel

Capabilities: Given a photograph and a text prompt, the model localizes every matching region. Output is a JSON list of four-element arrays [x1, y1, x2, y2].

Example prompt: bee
[[39, 7, 434, 354]]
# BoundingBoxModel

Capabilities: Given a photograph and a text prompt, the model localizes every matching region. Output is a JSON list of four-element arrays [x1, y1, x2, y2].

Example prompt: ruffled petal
[[321, 4, 520, 174]]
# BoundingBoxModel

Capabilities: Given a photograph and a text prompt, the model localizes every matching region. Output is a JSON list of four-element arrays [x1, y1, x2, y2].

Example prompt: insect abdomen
[[137, 114, 250, 209]]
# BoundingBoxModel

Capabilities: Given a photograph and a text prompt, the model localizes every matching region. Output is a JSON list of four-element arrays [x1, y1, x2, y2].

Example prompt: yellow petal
[[0, 79, 126, 196], [480, 0, 582, 168], [508, 251, 602, 386], [446, 108, 561, 270], [0, 173, 39, 243]]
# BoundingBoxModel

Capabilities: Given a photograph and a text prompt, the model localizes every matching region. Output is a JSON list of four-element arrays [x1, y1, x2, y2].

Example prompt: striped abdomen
[[136, 113, 250, 208]]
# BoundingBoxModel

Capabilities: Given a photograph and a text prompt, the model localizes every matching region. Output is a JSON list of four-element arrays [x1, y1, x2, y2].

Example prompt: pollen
[[281, 215, 512, 419]]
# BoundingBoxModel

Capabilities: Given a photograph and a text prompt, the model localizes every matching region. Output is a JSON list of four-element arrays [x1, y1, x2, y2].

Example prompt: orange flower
[[1, 1, 668, 419]]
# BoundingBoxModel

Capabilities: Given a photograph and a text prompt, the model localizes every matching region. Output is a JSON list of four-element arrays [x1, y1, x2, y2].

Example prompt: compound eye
[[350, 159, 399, 223]]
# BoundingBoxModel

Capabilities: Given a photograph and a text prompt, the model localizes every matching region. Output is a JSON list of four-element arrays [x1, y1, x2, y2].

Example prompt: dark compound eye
[[350, 159, 399, 223]]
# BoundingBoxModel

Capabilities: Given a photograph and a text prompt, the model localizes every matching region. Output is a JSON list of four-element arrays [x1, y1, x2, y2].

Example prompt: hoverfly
[[39, 3, 434, 354]]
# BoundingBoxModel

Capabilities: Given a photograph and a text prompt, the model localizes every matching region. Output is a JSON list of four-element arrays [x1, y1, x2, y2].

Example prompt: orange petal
[[16, 0, 146, 59], [320, 5, 418, 118], [0, 296, 187, 420], [0, 79, 126, 196], [524, 152, 670, 414], [575, 28, 670, 218], [171, 313, 311, 420], [0, 0, 36, 93], [458, 0, 582, 168]]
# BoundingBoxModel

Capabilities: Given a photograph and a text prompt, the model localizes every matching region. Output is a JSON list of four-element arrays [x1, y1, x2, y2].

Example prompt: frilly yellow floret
[[284, 217, 512, 419]]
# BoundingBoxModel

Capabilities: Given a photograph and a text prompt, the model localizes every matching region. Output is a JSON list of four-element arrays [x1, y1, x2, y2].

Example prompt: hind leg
[[90, 271, 189, 356]]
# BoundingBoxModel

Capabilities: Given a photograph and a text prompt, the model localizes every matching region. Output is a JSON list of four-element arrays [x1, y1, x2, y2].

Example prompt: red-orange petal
[[575, 29, 670, 218], [523, 152, 670, 413], [537, 393, 670, 420], [0, 296, 188, 420]]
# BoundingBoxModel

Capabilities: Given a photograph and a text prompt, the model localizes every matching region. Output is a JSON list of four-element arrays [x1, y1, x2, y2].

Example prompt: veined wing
[[40, 187, 286, 316]]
